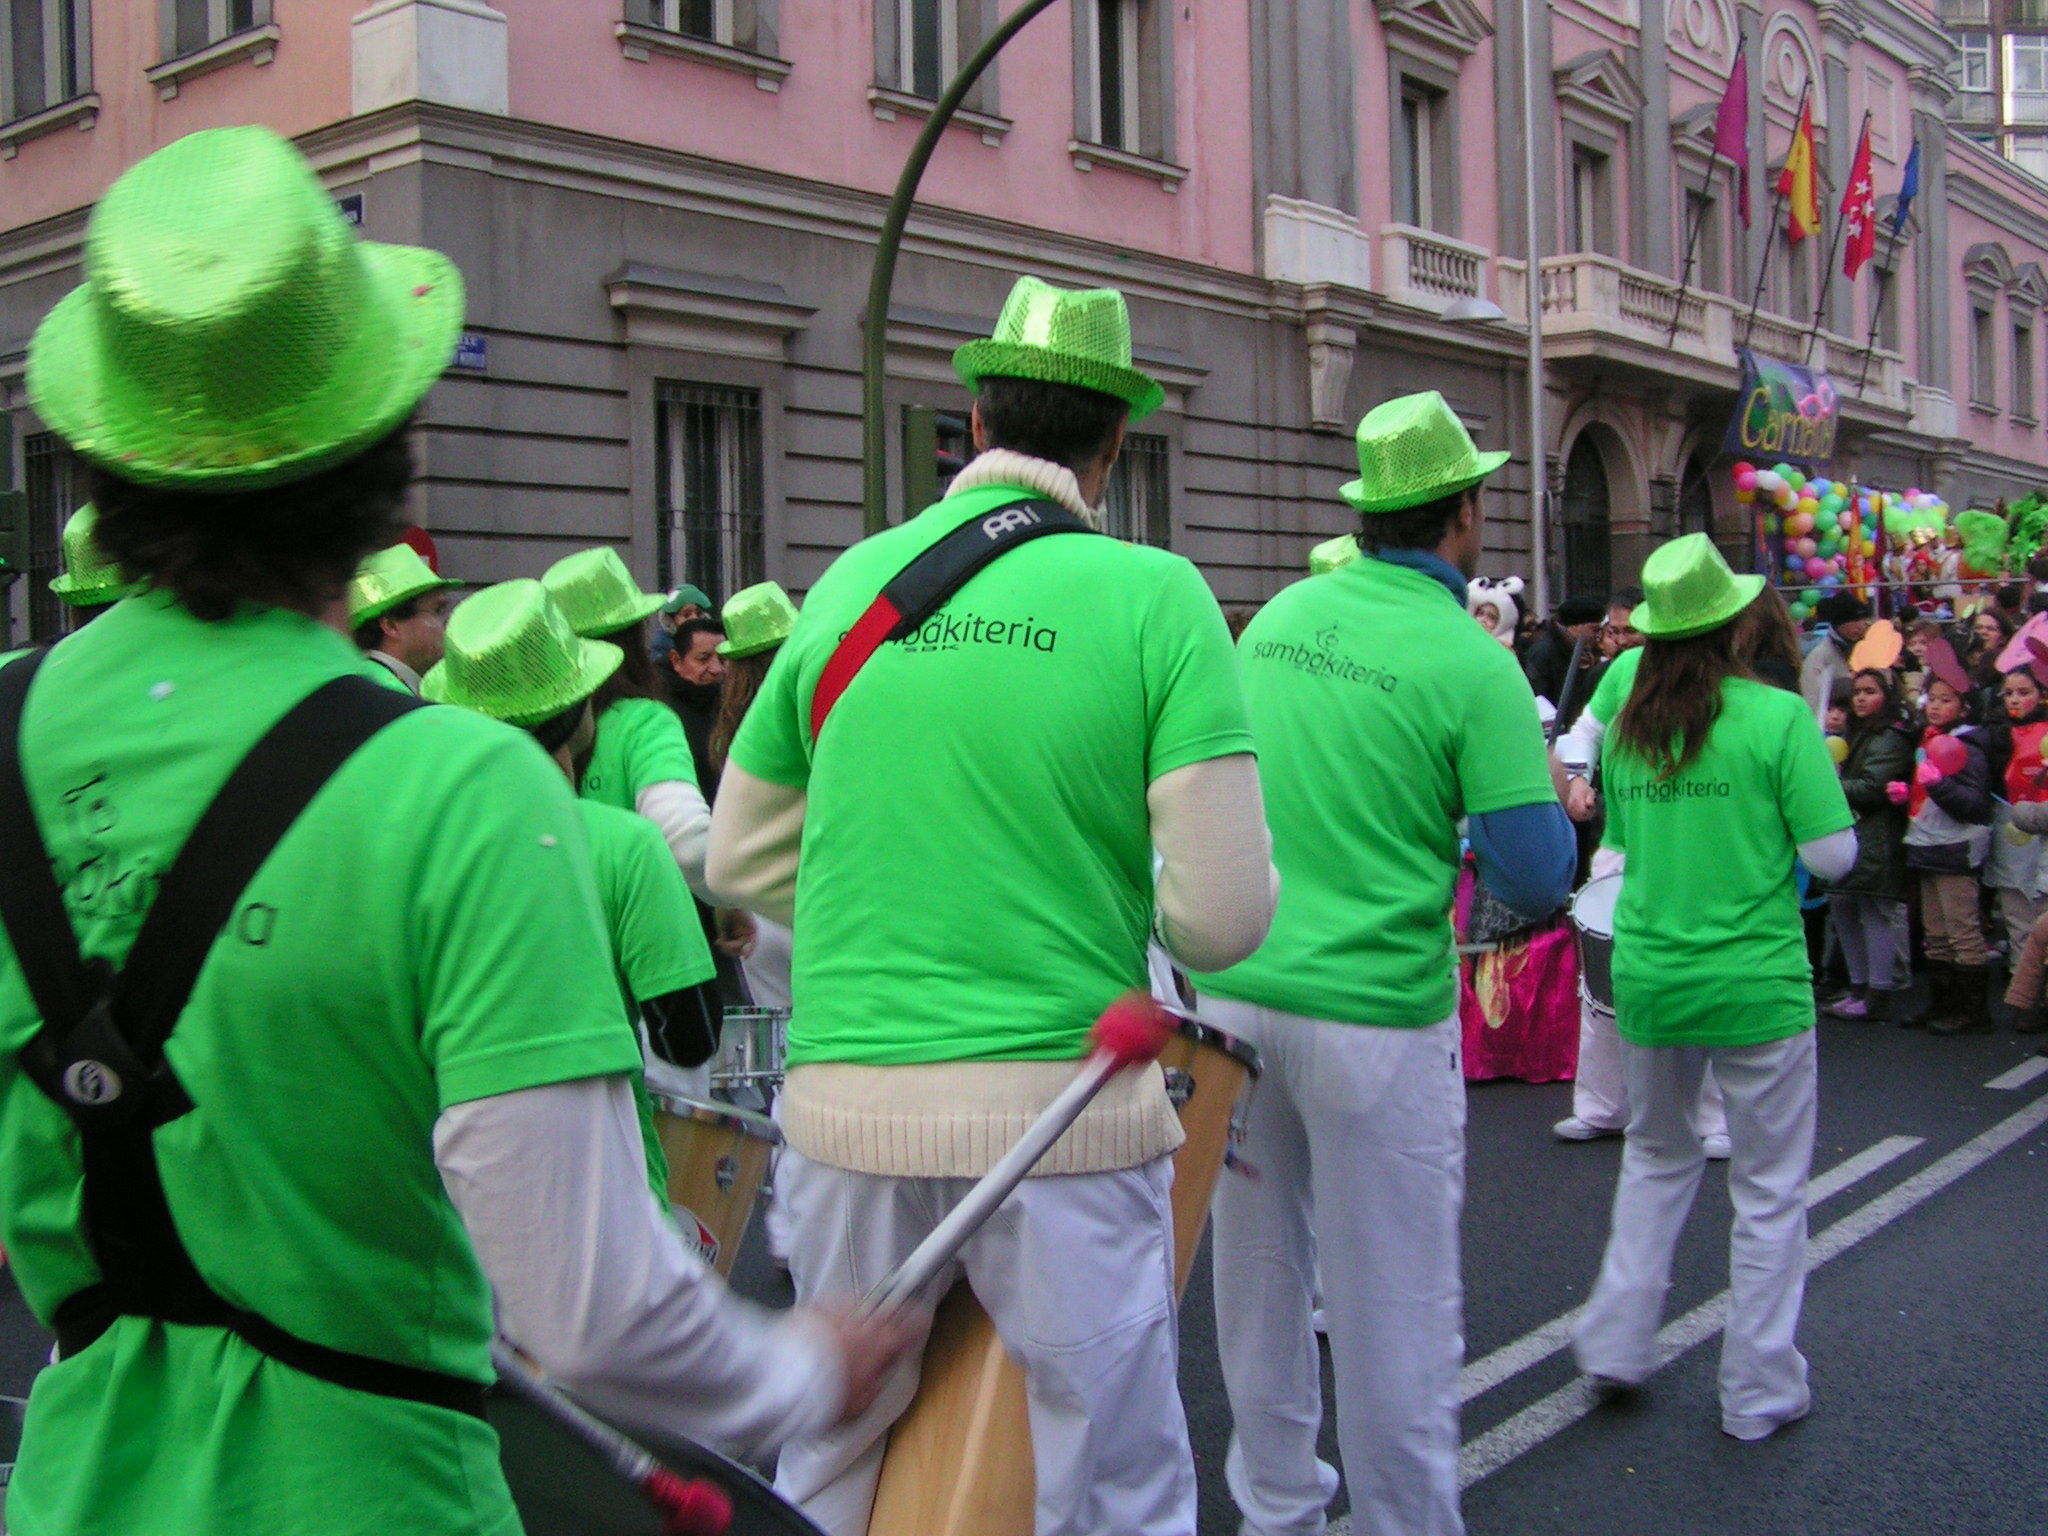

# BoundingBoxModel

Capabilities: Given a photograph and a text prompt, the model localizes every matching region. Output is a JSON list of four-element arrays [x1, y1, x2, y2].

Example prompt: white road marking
[[1457, 1091, 2048, 1489], [1455, 1134, 1921, 1404], [1986, 1056, 2048, 1091]]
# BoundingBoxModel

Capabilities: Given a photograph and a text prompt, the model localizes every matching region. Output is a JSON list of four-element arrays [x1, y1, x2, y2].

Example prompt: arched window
[[1678, 454, 1715, 538], [1560, 435, 1612, 604]]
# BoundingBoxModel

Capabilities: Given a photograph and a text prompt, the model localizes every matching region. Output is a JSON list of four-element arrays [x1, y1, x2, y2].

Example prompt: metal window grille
[[655, 383, 764, 604], [23, 432, 79, 644], [1104, 433, 1170, 547], [1559, 437, 1611, 605]]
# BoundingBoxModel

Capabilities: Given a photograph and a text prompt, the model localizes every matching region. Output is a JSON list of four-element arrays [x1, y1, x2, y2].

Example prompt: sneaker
[[1722, 1398, 1810, 1441], [1824, 994, 1870, 1020], [1312, 1308, 1328, 1336], [1554, 1115, 1624, 1142], [1702, 1132, 1732, 1161]]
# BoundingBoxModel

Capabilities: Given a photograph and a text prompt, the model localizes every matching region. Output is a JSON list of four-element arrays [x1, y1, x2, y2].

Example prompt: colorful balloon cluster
[[1733, 461, 1879, 623]]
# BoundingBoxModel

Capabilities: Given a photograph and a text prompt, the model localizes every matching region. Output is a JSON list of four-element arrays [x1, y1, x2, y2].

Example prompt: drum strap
[[808, 497, 1096, 741], [0, 651, 488, 1421]]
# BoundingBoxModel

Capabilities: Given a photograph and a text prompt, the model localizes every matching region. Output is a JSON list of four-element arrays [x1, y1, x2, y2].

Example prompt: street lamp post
[[1518, 0, 1550, 617]]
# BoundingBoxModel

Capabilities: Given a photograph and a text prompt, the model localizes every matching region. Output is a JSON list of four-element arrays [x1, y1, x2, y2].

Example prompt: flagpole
[[1667, 143, 1722, 349], [1805, 110, 1872, 366], [1741, 81, 1808, 353]]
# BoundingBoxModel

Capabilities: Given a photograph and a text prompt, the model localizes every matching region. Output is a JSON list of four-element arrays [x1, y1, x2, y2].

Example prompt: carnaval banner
[[1723, 347, 1839, 468]]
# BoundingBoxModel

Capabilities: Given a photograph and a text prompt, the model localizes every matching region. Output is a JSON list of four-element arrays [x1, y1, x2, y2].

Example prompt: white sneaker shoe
[[1702, 1132, 1732, 1161], [1312, 1308, 1328, 1335], [1553, 1115, 1623, 1142]]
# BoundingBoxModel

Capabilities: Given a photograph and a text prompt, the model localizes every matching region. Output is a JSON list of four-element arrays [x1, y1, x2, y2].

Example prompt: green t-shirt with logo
[[1191, 557, 1557, 1027], [0, 596, 640, 1536], [729, 482, 1253, 1065], [1602, 677, 1851, 1047], [581, 695, 700, 811]]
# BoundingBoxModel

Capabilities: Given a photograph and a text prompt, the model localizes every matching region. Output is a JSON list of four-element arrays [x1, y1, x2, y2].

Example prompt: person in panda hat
[[1468, 575, 1523, 646]]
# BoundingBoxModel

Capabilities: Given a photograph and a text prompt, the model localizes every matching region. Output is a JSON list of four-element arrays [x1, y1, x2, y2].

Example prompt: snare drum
[[1570, 872, 1622, 1018], [711, 1007, 790, 1098], [865, 1012, 1260, 1536], [491, 1384, 825, 1535], [653, 1097, 780, 1278]]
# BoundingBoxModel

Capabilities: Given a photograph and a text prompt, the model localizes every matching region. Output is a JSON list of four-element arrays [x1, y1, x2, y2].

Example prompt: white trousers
[[1199, 998, 1466, 1536], [1572, 1030, 1817, 1439], [771, 1148, 1196, 1536]]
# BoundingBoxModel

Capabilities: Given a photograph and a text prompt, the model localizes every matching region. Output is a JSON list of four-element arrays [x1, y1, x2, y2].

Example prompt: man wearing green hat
[[0, 126, 888, 1536], [710, 274, 1274, 1536], [1188, 391, 1575, 1536], [348, 541, 460, 693], [47, 503, 137, 625]]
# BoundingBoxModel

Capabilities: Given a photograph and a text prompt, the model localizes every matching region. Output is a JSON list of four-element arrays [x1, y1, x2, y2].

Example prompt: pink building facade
[[3, 0, 2048, 636]]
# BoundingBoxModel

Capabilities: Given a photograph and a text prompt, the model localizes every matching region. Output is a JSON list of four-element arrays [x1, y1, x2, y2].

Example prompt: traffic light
[[0, 490, 27, 590]]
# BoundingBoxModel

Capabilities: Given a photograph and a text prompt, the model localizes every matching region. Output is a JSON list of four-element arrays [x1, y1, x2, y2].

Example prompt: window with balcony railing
[[3, 0, 90, 123], [656, 383, 765, 603]]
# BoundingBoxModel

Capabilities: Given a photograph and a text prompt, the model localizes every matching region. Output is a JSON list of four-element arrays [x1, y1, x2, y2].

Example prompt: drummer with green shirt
[[1187, 391, 1575, 1536], [1570, 534, 1856, 1442], [347, 540, 460, 694], [0, 127, 893, 1536]]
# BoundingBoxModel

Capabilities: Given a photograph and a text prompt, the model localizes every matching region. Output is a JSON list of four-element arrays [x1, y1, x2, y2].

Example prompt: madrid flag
[[1777, 97, 1821, 244], [1841, 120, 1877, 278]]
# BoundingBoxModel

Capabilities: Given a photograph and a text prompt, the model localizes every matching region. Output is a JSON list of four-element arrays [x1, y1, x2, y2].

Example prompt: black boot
[[1931, 965, 1994, 1035], [1864, 987, 1895, 1026], [1897, 963, 1945, 1029]]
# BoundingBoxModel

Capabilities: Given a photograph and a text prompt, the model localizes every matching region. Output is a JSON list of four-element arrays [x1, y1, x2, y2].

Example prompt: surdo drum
[[711, 1007, 790, 1099], [1570, 872, 1622, 1019], [863, 1010, 1260, 1536], [654, 1097, 780, 1279]]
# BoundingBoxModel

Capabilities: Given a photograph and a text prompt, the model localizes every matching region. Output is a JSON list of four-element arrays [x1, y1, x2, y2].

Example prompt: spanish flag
[[1777, 97, 1821, 244]]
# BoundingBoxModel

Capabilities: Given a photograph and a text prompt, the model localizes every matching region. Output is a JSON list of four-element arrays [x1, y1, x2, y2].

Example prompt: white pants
[[1199, 998, 1466, 1536], [771, 1148, 1196, 1536], [1573, 850, 1727, 1139], [1572, 1030, 1817, 1439]]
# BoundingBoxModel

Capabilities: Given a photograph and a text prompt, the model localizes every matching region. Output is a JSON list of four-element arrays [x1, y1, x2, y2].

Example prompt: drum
[[1570, 872, 1622, 1018], [864, 1011, 1260, 1536], [653, 1097, 780, 1278], [711, 1006, 790, 1098], [491, 1385, 825, 1535]]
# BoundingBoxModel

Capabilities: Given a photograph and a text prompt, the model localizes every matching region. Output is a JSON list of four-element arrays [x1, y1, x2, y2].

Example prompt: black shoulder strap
[[0, 651, 91, 1039], [809, 498, 1096, 739]]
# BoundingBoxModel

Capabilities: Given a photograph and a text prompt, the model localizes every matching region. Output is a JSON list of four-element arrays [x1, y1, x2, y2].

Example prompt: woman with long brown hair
[[1571, 534, 1856, 1444]]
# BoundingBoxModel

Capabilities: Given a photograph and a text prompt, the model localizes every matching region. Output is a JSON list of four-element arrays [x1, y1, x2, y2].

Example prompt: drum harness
[[0, 650, 489, 1421]]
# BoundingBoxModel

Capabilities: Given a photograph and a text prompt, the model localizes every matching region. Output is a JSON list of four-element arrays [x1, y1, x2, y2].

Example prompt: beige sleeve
[[705, 765, 806, 927], [1149, 752, 1277, 974]]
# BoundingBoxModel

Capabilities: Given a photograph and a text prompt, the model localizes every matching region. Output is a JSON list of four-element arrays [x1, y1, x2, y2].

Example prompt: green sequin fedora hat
[[26, 126, 463, 491], [1309, 533, 1361, 575], [1631, 533, 1765, 640], [348, 542, 460, 630], [542, 547, 666, 638], [1340, 391, 1511, 515], [953, 275, 1166, 421], [422, 580, 623, 727], [718, 581, 797, 659], [47, 504, 137, 607]]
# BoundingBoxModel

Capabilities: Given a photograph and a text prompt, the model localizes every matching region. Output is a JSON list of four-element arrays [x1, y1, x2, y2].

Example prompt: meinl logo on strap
[[981, 505, 1045, 540]]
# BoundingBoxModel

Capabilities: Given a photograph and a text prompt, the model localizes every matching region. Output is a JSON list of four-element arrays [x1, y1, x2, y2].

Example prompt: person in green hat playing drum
[[1186, 390, 1576, 1536], [1569, 533, 1856, 1441], [0, 126, 899, 1536], [346, 540, 461, 694], [709, 273, 1276, 1536]]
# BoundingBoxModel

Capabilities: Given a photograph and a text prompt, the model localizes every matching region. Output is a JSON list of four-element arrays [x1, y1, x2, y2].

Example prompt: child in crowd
[[1894, 643, 1996, 1033], [1982, 662, 2048, 973], [1826, 669, 1918, 1022], [1823, 677, 1853, 740]]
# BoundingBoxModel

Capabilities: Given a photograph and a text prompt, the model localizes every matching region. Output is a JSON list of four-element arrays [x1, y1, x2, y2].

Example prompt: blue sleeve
[[1468, 801, 1577, 923]]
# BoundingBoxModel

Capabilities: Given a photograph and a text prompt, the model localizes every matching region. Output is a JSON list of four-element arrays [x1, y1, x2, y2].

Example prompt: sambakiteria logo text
[[899, 611, 1059, 654], [1250, 624, 1398, 691]]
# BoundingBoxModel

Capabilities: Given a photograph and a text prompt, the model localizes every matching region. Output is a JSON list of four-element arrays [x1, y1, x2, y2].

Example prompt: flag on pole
[[1777, 97, 1821, 243], [1842, 120, 1877, 277], [1893, 139, 1921, 238], [1714, 41, 1751, 226]]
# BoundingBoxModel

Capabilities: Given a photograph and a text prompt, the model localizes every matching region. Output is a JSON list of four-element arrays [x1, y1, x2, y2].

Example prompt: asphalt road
[[3, 1009, 2044, 1535]]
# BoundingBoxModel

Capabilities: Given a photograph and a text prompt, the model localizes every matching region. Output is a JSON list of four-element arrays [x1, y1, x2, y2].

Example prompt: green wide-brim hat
[[46, 504, 137, 605], [662, 584, 713, 616], [954, 275, 1165, 422], [543, 546, 665, 638], [421, 579, 623, 728], [1630, 532, 1766, 640], [1309, 533, 1361, 575], [27, 126, 463, 492], [718, 581, 797, 658], [349, 541, 460, 629], [1339, 390, 1510, 514]]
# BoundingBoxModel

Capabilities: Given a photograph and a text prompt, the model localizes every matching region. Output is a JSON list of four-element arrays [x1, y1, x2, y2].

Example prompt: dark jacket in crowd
[[1835, 715, 1916, 900], [1904, 725, 1995, 874], [1523, 624, 1599, 726]]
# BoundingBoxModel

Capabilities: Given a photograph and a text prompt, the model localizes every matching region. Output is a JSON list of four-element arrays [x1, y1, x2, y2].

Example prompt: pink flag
[[1714, 41, 1750, 227]]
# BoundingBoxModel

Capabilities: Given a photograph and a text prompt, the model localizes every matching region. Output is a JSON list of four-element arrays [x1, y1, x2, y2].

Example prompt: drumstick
[[855, 992, 1177, 1321], [490, 1339, 735, 1536]]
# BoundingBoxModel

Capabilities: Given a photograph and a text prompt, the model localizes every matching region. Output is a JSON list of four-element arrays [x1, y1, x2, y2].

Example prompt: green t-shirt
[[1587, 642, 1642, 728], [729, 482, 1253, 1065], [1192, 557, 1557, 1027], [1601, 677, 1852, 1047], [0, 596, 640, 1536], [579, 800, 716, 1002], [581, 695, 700, 811]]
